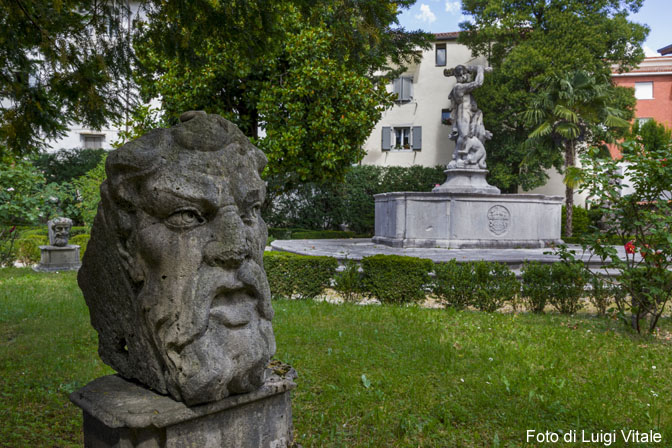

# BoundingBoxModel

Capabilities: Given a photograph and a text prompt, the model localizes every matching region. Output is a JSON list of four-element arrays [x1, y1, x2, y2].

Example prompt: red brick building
[[611, 55, 672, 128]]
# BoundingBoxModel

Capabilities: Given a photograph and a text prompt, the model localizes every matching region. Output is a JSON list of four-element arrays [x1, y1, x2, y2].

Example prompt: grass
[[1, 268, 671, 447]]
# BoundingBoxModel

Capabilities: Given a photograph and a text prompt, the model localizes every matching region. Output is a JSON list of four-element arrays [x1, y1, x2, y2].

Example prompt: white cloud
[[445, 1, 461, 14], [643, 45, 658, 57], [415, 4, 437, 24]]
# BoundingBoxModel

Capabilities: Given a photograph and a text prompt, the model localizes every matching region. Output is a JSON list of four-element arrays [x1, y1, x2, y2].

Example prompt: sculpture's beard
[[138, 258, 276, 406], [53, 234, 69, 247]]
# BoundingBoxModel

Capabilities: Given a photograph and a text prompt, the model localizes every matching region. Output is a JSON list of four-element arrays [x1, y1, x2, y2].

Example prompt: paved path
[[270, 238, 631, 268]]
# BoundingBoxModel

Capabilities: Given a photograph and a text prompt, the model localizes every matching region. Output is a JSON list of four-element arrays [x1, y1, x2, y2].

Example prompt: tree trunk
[[564, 141, 575, 238]]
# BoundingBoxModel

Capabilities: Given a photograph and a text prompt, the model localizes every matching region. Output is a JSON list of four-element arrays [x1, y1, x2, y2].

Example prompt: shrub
[[264, 165, 446, 234], [292, 230, 358, 239], [433, 261, 519, 311], [361, 255, 432, 304], [521, 262, 553, 313], [333, 260, 362, 302], [561, 205, 590, 237], [433, 260, 475, 309], [70, 234, 90, 260], [15, 235, 48, 265], [263, 252, 338, 299], [0, 226, 19, 267], [589, 275, 612, 316], [549, 261, 587, 314], [472, 261, 520, 312], [559, 135, 672, 333]]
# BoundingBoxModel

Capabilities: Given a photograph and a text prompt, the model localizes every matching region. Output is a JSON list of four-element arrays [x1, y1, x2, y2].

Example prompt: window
[[392, 76, 413, 102], [394, 127, 411, 149], [381, 126, 422, 151], [637, 117, 652, 126], [81, 133, 105, 149], [441, 109, 452, 125], [435, 44, 446, 66], [634, 82, 653, 99]]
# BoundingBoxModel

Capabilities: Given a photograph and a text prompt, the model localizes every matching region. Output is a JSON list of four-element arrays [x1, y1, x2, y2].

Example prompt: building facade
[[612, 55, 672, 128], [361, 33, 486, 168]]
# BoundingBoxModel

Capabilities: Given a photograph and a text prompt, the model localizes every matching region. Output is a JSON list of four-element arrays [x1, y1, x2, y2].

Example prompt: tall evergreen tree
[[0, 0, 135, 159], [458, 0, 648, 193]]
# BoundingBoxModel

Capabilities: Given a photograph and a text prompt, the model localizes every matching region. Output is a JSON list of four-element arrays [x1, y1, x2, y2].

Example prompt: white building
[[362, 32, 486, 168], [361, 32, 584, 204]]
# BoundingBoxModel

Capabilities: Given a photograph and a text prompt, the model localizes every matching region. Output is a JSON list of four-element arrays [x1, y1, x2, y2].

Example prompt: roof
[[658, 44, 672, 55], [611, 56, 672, 76], [434, 32, 460, 41]]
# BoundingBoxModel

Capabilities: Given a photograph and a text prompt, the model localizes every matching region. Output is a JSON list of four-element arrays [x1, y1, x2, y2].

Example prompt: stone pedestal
[[70, 370, 296, 448], [34, 245, 81, 272], [432, 168, 500, 195], [373, 191, 563, 248]]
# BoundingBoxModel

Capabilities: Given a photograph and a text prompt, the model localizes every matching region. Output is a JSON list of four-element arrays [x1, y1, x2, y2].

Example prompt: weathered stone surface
[[78, 113, 276, 406], [444, 65, 493, 170], [70, 367, 296, 448], [432, 168, 501, 195], [48, 217, 73, 246], [373, 191, 563, 248], [33, 244, 81, 272]]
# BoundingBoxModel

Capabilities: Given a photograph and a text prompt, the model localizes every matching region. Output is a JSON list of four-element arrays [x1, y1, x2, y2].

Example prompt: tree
[[458, 0, 648, 193], [133, 1, 430, 195], [524, 70, 630, 236], [0, 0, 135, 159]]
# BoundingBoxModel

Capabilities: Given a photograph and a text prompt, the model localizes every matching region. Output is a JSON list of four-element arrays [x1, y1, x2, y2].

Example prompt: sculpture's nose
[[203, 210, 246, 269]]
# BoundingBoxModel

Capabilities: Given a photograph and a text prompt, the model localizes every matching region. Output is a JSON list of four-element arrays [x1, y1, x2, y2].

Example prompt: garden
[[1, 267, 670, 447]]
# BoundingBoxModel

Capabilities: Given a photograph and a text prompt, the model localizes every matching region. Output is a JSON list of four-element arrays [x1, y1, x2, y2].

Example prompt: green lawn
[[1, 268, 670, 447]]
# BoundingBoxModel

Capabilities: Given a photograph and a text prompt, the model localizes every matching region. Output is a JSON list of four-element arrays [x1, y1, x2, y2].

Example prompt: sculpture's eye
[[166, 208, 205, 229], [242, 202, 261, 226]]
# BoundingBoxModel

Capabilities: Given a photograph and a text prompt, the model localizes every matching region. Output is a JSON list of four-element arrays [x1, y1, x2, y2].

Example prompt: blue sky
[[397, 0, 671, 56]]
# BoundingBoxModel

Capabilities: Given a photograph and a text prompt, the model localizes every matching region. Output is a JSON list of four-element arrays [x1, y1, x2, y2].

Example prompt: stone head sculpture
[[78, 112, 275, 406], [49, 217, 73, 247]]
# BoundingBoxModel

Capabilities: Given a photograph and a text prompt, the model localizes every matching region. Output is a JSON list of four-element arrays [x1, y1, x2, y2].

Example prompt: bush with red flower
[[559, 130, 672, 334]]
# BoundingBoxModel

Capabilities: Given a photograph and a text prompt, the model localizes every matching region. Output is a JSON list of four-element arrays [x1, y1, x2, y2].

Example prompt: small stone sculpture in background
[[445, 64, 493, 169], [48, 217, 72, 247], [35, 217, 80, 272], [78, 111, 276, 406]]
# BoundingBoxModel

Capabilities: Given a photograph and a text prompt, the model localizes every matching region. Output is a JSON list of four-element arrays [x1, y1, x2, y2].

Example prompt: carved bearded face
[[78, 114, 275, 405], [50, 219, 72, 246]]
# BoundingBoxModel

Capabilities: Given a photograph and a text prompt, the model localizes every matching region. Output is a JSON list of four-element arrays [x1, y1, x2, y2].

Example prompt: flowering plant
[[557, 129, 672, 333]]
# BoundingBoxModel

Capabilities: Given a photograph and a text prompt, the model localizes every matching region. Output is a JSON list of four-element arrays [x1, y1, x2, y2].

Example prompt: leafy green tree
[[134, 1, 430, 194], [458, 0, 648, 193], [629, 119, 672, 152], [0, 0, 134, 159], [524, 70, 630, 236], [33, 148, 106, 184], [73, 155, 107, 227], [257, 23, 388, 189], [0, 158, 45, 226]]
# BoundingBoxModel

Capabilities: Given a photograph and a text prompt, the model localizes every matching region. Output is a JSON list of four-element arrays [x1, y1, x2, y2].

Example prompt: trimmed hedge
[[263, 251, 338, 299], [15, 235, 48, 264], [268, 228, 365, 240], [561, 205, 590, 237], [361, 255, 433, 304], [549, 261, 586, 314], [521, 262, 553, 313], [70, 234, 90, 260], [433, 260, 519, 311], [433, 260, 475, 309]]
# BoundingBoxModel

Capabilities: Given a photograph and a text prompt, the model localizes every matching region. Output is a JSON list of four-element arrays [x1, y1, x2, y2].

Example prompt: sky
[[397, 0, 672, 57]]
